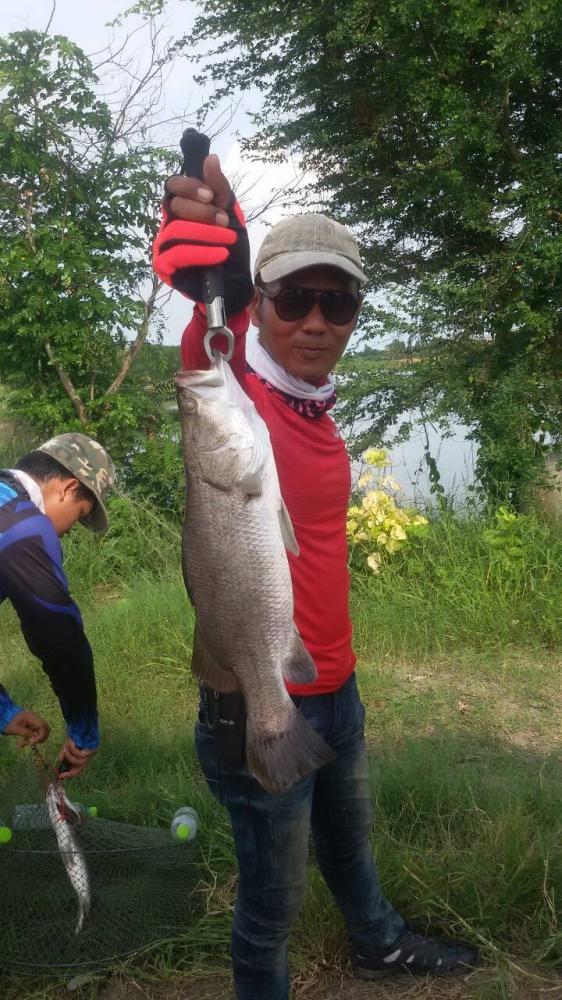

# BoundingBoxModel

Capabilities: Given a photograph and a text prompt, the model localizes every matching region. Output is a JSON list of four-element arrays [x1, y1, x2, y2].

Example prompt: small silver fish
[[45, 778, 91, 935], [176, 354, 335, 794]]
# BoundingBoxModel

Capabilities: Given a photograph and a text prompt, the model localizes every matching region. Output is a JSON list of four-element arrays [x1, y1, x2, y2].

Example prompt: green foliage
[[347, 447, 429, 573], [1, 498, 561, 994], [188, 0, 562, 502], [352, 508, 562, 655], [62, 493, 181, 594], [0, 28, 177, 456], [481, 504, 529, 582], [370, 740, 562, 961], [120, 425, 185, 517]]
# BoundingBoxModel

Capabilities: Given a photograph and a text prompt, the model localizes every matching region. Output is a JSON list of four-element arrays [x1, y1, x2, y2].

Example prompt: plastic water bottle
[[72, 802, 98, 818], [170, 806, 198, 842], [0, 820, 12, 844], [12, 802, 97, 830]]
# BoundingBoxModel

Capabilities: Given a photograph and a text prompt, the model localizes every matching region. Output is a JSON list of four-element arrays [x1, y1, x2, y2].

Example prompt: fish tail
[[75, 896, 89, 936], [246, 707, 335, 794]]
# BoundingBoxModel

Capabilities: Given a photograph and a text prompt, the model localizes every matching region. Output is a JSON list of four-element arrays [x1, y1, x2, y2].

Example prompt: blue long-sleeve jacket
[[0, 472, 99, 748]]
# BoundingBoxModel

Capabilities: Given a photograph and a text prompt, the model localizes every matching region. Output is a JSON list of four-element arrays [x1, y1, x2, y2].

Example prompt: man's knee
[[233, 879, 307, 952], [313, 799, 374, 871]]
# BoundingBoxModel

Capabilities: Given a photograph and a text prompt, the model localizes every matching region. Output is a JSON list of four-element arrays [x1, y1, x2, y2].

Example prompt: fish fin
[[246, 707, 335, 794], [75, 897, 89, 936], [191, 627, 240, 693], [224, 354, 270, 494], [282, 631, 317, 684], [278, 499, 299, 554], [237, 416, 270, 495]]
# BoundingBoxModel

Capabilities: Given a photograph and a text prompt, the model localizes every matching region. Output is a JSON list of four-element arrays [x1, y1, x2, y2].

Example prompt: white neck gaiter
[[245, 329, 335, 402]]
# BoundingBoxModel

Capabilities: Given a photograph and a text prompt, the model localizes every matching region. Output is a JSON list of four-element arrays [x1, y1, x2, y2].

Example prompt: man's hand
[[58, 738, 98, 780], [167, 153, 233, 220], [4, 709, 50, 746], [153, 154, 254, 316]]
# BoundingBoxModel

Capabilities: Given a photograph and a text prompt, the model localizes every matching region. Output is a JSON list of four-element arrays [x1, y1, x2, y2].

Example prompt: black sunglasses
[[260, 286, 360, 326]]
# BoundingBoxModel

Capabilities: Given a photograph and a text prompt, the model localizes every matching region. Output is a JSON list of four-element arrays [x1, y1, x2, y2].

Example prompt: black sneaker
[[351, 926, 480, 980]]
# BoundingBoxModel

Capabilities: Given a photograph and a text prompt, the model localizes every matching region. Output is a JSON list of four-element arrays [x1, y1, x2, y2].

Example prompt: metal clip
[[204, 326, 235, 363]]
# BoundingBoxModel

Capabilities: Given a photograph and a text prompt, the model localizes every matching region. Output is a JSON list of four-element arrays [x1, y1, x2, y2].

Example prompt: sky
[[0, 0, 306, 344]]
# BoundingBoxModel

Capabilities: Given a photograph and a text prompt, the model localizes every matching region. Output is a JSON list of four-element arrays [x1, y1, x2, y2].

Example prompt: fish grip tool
[[180, 128, 234, 363]]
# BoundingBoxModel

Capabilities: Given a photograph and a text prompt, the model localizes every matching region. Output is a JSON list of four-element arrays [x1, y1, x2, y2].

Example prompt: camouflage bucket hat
[[38, 433, 115, 533]]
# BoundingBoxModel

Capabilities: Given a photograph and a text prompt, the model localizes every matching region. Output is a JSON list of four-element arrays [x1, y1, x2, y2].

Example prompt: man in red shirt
[[154, 155, 479, 998]]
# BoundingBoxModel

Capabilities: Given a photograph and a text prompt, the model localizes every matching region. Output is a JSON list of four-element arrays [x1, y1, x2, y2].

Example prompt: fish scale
[[176, 355, 335, 793]]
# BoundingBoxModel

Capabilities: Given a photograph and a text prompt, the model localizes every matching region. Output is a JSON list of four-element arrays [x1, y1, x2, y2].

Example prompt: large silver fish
[[45, 776, 91, 935], [176, 354, 335, 794]]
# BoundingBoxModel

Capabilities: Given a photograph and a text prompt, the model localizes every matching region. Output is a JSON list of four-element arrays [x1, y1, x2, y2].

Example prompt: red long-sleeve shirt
[[181, 307, 356, 695]]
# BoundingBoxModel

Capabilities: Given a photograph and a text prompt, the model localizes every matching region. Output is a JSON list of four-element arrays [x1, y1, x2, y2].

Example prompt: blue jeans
[[195, 672, 404, 1000]]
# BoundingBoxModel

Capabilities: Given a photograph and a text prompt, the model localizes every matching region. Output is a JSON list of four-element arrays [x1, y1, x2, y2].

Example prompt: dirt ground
[[96, 967, 562, 1000]]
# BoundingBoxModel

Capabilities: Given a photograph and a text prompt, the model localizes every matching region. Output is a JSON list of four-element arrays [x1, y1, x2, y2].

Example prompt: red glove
[[153, 194, 254, 317]]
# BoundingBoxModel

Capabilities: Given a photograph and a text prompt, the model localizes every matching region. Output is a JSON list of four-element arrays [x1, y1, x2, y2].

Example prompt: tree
[[0, 25, 179, 457], [186, 0, 562, 501]]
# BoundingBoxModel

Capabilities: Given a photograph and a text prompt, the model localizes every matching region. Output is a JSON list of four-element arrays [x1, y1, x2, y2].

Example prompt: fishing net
[[0, 751, 200, 973]]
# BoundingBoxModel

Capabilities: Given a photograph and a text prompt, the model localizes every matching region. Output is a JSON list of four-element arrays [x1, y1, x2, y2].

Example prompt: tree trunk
[[106, 276, 162, 395], [44, 339, 87, 424]]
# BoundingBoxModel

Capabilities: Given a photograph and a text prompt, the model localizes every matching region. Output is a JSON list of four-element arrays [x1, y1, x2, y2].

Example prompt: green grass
[[351, 510, 562, 656], [0, 503, 561, 999]]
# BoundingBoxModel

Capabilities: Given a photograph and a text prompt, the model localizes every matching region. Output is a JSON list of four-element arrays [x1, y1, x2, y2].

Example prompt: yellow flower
[[361, 492, 379, 511], [358, 473, 373, 487], [367, 552, 382, 573], [381, 475, 401, 493], [363, 447, 388, 468]]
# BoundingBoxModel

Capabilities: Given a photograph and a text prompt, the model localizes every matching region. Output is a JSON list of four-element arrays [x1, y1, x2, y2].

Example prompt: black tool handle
[[180, 128, 210, 180], [180, 128, 225, 311]]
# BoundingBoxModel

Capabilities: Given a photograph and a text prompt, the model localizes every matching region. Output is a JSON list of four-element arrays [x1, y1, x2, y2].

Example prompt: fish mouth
[[175, 367, 224, 391]]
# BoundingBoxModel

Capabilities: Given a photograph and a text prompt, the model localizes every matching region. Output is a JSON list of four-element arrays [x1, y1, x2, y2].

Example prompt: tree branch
[[23, 189, 36, 252], [39, 1, 56, 50], [500, 85, 523, 163], [106, 275, 162, 395], [44, 339, 87, 423]]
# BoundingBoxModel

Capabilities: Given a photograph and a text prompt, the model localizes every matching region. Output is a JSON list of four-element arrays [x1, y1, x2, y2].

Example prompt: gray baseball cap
[[38, 433, 115, 533], [254, 213, 367, 285]]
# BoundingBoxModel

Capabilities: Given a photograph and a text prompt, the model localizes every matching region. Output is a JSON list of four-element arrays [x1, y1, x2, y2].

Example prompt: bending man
[[0, 434, 114, 778]]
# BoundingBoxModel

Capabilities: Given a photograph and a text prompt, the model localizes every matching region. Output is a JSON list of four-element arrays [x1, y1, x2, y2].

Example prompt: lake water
[[340, 411, 477, 507]]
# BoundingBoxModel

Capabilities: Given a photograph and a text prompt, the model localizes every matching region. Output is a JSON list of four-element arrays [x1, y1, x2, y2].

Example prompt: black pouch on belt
[[202, 686, 247, 767]]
